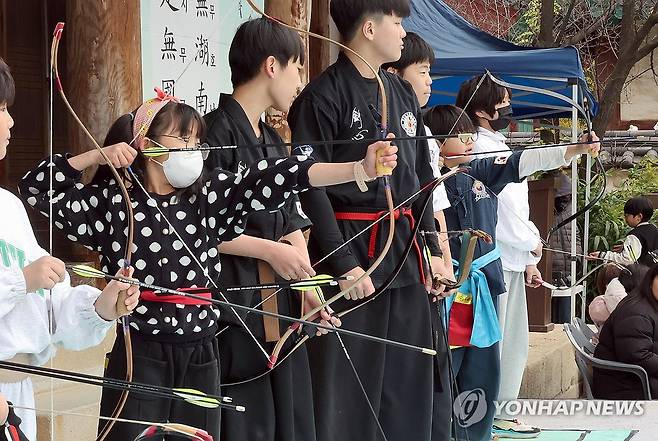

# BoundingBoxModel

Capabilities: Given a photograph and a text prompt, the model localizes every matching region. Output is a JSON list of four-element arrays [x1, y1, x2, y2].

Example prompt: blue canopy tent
[[403, 0, 598, 119], [404, 0, 597, 320]]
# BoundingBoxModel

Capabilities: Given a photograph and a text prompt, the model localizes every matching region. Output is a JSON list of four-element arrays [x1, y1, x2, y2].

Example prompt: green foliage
[[508, 0, 548, 45], [582, 157, 658, 253]]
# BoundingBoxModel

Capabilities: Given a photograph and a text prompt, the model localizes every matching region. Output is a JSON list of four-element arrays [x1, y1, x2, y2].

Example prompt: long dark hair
[[94, 101, 206, 198], [622, 263, 658, 313], [619, 263, 650, 295]]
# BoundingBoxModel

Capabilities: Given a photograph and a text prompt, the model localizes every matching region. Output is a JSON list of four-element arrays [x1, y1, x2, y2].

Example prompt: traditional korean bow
[[51, 22, 135, 441], [483, 71, 606, 244]]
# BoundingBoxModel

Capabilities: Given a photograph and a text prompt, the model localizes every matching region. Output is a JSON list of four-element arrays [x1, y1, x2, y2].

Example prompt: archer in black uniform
[[288, 1, 445, 440], [204, 18, 335, 441]]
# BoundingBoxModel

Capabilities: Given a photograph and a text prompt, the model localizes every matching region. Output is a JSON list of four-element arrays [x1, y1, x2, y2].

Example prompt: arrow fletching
[[141, 147, 169, 157], [290, 274, 340, 291], [67, 264, 107, 279], [173, 389, 220, 409], [173, 388, 232, 403]]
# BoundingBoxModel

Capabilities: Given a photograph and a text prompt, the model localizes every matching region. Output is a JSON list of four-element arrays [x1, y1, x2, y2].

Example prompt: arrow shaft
[[0, 361, 241, 411], [0, 360, 232, 406]]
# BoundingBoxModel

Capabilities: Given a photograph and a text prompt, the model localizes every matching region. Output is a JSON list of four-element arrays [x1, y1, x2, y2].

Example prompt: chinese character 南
[[161, 27, 176, 60], [196, 81, 208, 114], [195, 34, 209, 66]]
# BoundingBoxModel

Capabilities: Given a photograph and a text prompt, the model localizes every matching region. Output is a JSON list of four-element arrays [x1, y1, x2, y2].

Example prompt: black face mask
[[489, 105, 513, 131]]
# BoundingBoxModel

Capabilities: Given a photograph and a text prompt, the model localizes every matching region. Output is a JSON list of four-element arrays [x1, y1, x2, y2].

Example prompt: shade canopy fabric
[[404, 0, 598, 118]]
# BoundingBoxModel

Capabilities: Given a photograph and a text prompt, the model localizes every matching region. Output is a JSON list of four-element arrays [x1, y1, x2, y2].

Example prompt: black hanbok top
[[203, 94, 311, 330], [288, 52, 440, 288]]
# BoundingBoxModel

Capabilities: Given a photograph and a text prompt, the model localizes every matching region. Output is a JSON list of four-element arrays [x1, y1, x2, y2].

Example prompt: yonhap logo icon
[[453, 388, 487, 428]]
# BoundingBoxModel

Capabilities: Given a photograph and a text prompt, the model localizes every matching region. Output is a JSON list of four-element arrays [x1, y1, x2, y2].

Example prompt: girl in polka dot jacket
[[19, 93, 398, 440]]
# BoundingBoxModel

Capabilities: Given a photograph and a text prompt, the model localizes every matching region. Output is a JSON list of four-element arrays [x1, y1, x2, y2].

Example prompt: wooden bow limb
[[51, 22, 134, 441], [241, 0, 398, 371]]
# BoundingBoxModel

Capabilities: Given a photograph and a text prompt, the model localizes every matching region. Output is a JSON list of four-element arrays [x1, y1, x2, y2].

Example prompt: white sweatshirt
[[0, 188, 113, 366], [426, 125, 451, 211], [472, 127, 542, 272]]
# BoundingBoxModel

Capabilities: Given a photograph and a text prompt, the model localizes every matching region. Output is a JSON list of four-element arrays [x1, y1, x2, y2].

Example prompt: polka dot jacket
[[19, 153, 315, 339]]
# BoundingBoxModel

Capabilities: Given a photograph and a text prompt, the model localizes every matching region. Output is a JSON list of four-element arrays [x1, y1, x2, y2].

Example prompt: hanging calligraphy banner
[[140, 0, 264, 114]]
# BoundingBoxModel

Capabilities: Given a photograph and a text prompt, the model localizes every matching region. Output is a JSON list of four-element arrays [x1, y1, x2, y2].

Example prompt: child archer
[[288, 1, 446, 440], [0, 57, 140, 440], [203, 18, 338, 441], [424, 104, 599, 441]]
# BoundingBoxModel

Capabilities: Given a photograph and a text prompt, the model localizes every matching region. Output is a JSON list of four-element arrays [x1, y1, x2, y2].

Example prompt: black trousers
[[98, 329, 221, 441], [431, 301, 453, 441], [218, 325, 316, 441], [307, 284, 434, 441]]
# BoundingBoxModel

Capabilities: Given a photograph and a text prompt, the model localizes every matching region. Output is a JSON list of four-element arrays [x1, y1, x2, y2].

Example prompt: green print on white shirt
[[0, 238, 45, 296]]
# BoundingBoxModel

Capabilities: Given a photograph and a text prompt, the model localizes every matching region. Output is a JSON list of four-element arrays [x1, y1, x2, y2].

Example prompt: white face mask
[[152, 150, 204, 188]]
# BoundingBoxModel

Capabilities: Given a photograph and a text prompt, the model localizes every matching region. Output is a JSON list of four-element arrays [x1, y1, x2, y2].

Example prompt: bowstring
[[215, 176, 446, 337], [126, 168, 270, 361], [316, 286, 389, 441], [46, 17, 55, 439]]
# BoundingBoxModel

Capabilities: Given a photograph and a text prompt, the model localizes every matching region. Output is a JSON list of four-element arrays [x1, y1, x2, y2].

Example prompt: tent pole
[[582, 86, 592, 322], [570, 84, 579, 321]]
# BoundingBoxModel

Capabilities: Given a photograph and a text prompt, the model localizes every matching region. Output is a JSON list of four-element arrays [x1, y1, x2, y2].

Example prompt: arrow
[[0, 360, 243, 412], [68, 265, 350, 293], [69, 266, 437, 359]]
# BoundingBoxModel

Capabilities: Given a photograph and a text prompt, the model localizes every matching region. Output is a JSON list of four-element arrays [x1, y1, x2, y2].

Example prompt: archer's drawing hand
[[99, 142, 138, 168], [264, 241, 316, 280], [427, 256, 455, 302], [303, 291, 341, 336], [22, 255, 66, 293], [525, 265, 543, 288], [340, 266, 375, 300]]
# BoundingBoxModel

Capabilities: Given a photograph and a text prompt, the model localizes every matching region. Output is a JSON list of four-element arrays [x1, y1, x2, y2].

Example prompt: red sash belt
[[140, 287, 212, 305], [334, 207, 426, 285]]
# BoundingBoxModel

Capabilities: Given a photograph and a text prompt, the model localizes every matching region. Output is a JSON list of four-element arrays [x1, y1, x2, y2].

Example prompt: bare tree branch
[[564, 0, 621, 46], [555, 0, 578, 44], [635, 34, 658, 61], [633, 4, 658, 46]]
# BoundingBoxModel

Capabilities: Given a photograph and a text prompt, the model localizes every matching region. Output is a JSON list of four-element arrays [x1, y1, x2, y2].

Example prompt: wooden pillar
[[264, 0, 310, 141], [309, 0, 331, 80], [63, 0, 141, 261], [528, 177, 558, 332], [65, 0, 142, 155], [0, 0, 7, 188]]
